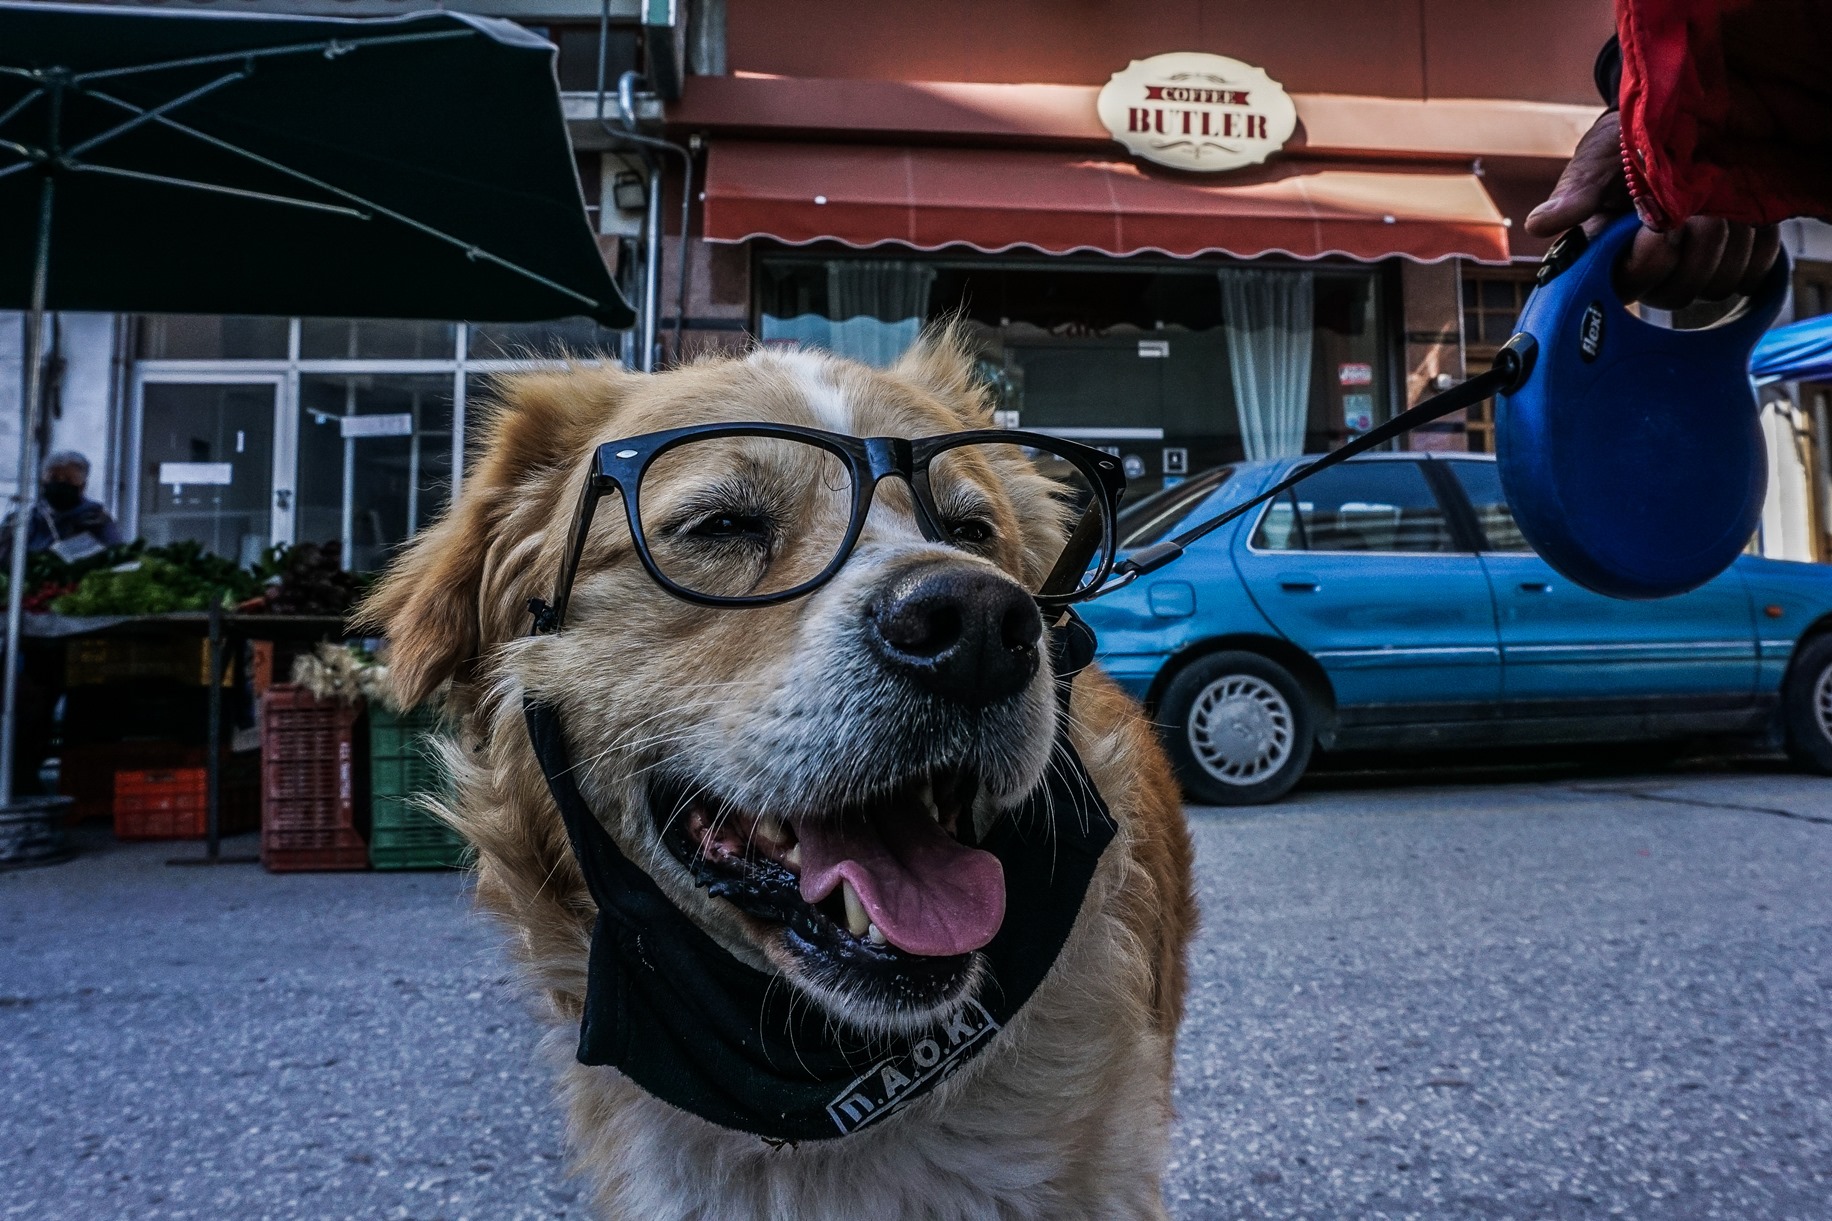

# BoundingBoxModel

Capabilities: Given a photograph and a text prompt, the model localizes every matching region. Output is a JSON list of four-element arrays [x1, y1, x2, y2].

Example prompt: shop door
[[1001, 333, 1233, 500], [296, 374, 456, 571], [134, 378, 287, 566]]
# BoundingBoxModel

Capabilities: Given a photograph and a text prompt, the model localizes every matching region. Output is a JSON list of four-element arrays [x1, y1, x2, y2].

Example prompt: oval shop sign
[[1097, 52, 1296, 172]]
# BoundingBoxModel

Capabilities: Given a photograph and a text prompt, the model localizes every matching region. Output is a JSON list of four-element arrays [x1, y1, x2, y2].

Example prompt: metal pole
[[340, 379, 356, 567], [1, 80, 61, 809], [449, 323, 466, 502], [406, 391, 421, 534], [204, 599, 222, 862], [638, 161, 662, 372]]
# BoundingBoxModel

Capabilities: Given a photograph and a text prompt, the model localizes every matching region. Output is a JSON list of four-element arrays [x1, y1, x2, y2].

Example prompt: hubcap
[[1187, 673, 1294, 786], [1815, 661, 1832, 744]]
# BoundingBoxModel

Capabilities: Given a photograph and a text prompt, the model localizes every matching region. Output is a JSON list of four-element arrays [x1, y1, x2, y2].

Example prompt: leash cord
[[1092, 332, 1538, 596]]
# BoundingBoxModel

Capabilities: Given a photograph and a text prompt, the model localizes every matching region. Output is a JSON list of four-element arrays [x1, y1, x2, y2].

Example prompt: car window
[[1117, 465, 1233, 549], [1441, 460, 1530, 552], [1250, 461, 1456, 553]]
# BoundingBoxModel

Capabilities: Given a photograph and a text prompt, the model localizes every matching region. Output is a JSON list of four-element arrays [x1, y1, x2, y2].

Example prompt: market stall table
[[0, 0, 632, 867], [25, 603, 348, 863]]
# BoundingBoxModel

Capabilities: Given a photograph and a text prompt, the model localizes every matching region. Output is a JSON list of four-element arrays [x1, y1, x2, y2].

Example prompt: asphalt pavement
[[3, 753, 1829, 1220]]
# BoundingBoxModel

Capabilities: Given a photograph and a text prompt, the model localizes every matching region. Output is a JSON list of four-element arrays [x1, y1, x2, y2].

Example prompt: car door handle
[[1518, 581, 1553, 594], [1278, 574, 1320, 593]]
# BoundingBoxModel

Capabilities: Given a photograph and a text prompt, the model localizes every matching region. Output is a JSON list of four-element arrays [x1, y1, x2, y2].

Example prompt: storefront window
[[137, 315, 289, 361], [758, 255, 1389, 499], [299, 319, 455, 361], [757, 259, 937, 367], [127, 314, 615, 571], [1459, 269, 1535, 452], [296, 374, 455, 573], [136, 381, 279, 568], [468, 319, 622, 360]]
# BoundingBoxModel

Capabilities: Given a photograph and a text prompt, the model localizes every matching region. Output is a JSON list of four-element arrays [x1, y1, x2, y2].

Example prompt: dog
[[359, 331, 1197, 1219]]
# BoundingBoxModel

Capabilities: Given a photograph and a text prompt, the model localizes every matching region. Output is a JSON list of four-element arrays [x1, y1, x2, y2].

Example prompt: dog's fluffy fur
[[359, 334, 1196, 1220]]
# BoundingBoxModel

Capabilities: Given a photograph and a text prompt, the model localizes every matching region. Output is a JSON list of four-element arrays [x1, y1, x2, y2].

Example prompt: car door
[[1437, 456, 1759, 711], [1232, 457, 1501, 720]]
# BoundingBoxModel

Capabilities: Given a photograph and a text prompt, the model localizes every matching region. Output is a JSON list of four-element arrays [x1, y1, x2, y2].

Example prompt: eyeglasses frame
[[534, 422, 1127, 631]]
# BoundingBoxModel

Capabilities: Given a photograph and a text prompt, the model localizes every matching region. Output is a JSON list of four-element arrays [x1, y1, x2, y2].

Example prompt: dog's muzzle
[[864, 563, 1043, 707], [520, 611, 1116, 1143]]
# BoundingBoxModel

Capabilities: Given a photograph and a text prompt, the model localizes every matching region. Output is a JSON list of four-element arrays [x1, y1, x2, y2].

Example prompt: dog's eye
[[946, 517, 995, 546], [686, 511, 772, 544]]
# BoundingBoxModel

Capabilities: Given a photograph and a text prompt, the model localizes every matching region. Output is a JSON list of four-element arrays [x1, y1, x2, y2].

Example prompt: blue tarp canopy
[[1752, 314, 1832, 386]]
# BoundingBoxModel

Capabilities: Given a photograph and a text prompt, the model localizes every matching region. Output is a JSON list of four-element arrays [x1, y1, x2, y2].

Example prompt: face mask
[[42, 481, 82, 512], [522, 611, 1115, 1142]]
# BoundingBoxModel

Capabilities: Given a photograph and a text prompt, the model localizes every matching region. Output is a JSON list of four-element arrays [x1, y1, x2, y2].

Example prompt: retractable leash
[[1081, 333, 1537, 597], [1077, 214, 1790, 604], [1495, 215, 1788, 599]]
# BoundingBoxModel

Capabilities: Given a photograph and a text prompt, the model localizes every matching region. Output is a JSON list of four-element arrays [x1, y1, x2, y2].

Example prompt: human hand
[[1524, 111, 1780, 310]]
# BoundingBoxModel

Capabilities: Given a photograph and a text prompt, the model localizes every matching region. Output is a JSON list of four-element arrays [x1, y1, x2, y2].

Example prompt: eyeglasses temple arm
[[530, 480, 606, 634], [1037, 500, 1111, 598], [1096, 333, 1537, 593]]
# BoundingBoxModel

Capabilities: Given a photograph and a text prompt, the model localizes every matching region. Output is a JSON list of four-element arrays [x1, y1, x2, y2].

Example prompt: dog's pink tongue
[[796, 807, 1005, 958]]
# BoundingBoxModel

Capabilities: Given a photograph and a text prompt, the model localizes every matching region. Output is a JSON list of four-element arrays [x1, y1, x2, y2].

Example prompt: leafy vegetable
[[244, 542, 365, 617], [48, 541, 261, 616], [25, 539, 366, 619], [0, 540, 143, 606]]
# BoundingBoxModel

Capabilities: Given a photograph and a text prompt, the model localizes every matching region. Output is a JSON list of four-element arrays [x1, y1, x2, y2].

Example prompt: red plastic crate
[[259, 685, 368, 872], [61, 740, 203, 823], [261, 826, 370, 872], [112, 763, 259, 841]]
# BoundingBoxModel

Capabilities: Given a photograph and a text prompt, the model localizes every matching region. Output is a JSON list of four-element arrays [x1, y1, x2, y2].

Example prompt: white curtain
[[824, 260, 936, 366], [757, 261, 936, 366], [1759, 399, 1816, 561], [1218, 268, 1314, 460]]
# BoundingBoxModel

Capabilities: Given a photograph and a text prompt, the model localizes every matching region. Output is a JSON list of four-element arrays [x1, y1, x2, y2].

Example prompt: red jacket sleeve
[[1615, 0, 1832, 229]]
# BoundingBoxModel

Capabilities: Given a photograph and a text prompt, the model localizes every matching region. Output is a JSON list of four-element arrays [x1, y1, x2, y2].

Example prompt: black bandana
[[522, 613, 1115, 1143]]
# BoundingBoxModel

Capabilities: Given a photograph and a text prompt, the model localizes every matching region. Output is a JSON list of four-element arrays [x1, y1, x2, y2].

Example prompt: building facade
[[6, 0, 1831, 566]]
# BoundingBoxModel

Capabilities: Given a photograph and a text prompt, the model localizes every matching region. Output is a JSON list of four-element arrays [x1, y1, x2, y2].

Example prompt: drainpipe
[[639, 160, 663, 372], [598, 0, 694, 368]]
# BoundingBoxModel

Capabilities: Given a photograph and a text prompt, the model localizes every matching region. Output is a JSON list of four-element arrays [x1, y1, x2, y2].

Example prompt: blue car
[[1080, 453, 1832, 805]]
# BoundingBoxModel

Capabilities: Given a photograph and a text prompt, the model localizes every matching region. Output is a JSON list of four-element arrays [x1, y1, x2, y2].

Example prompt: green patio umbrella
[[0, 1, 632, 855]]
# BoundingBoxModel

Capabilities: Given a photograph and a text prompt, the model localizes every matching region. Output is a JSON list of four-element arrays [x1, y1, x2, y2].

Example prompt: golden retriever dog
[[359, 332, 1196, 1219]]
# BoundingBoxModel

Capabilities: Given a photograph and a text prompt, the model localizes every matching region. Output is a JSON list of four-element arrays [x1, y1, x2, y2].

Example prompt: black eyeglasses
[[529, 423, 1127, 631]]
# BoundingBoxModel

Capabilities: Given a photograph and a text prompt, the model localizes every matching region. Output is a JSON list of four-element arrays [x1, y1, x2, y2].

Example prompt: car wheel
[[1783, 633, 1832, 774], [1160, 651, 1314, 806]]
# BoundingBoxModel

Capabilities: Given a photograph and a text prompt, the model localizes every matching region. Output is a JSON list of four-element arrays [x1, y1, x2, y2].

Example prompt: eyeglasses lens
[[636, 436, 855, 599], [926, 441, 1109, 596]]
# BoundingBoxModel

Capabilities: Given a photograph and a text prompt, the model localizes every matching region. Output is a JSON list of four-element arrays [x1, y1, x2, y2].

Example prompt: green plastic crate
[[368, 705, 466, 870]]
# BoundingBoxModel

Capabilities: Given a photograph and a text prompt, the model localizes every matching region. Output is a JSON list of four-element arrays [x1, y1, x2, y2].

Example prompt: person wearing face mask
[[0, 450, 122, 568]]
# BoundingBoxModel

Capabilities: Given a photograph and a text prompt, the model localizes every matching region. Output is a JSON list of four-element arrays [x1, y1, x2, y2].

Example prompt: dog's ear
[[355, 367, 631, 707], [890, 322, 994, 425]]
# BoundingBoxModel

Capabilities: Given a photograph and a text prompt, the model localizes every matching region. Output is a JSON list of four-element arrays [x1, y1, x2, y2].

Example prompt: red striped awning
[[703, 141, 1511, 264]]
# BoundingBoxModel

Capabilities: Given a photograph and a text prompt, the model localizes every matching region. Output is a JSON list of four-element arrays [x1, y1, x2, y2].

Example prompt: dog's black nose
[[867, 566, 1042, 706]]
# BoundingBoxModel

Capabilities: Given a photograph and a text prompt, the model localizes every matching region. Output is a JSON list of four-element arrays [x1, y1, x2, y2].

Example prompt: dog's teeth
[[867, 922, 887, 947], [754, 814, 786, 847], [783, 843, 801, 869], [920, 782, 941, 822], [841, 881, 870, 938]]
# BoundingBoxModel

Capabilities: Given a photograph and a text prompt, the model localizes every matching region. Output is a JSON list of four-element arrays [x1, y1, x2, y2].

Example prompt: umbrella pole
[[0, 171, 55, 810]]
